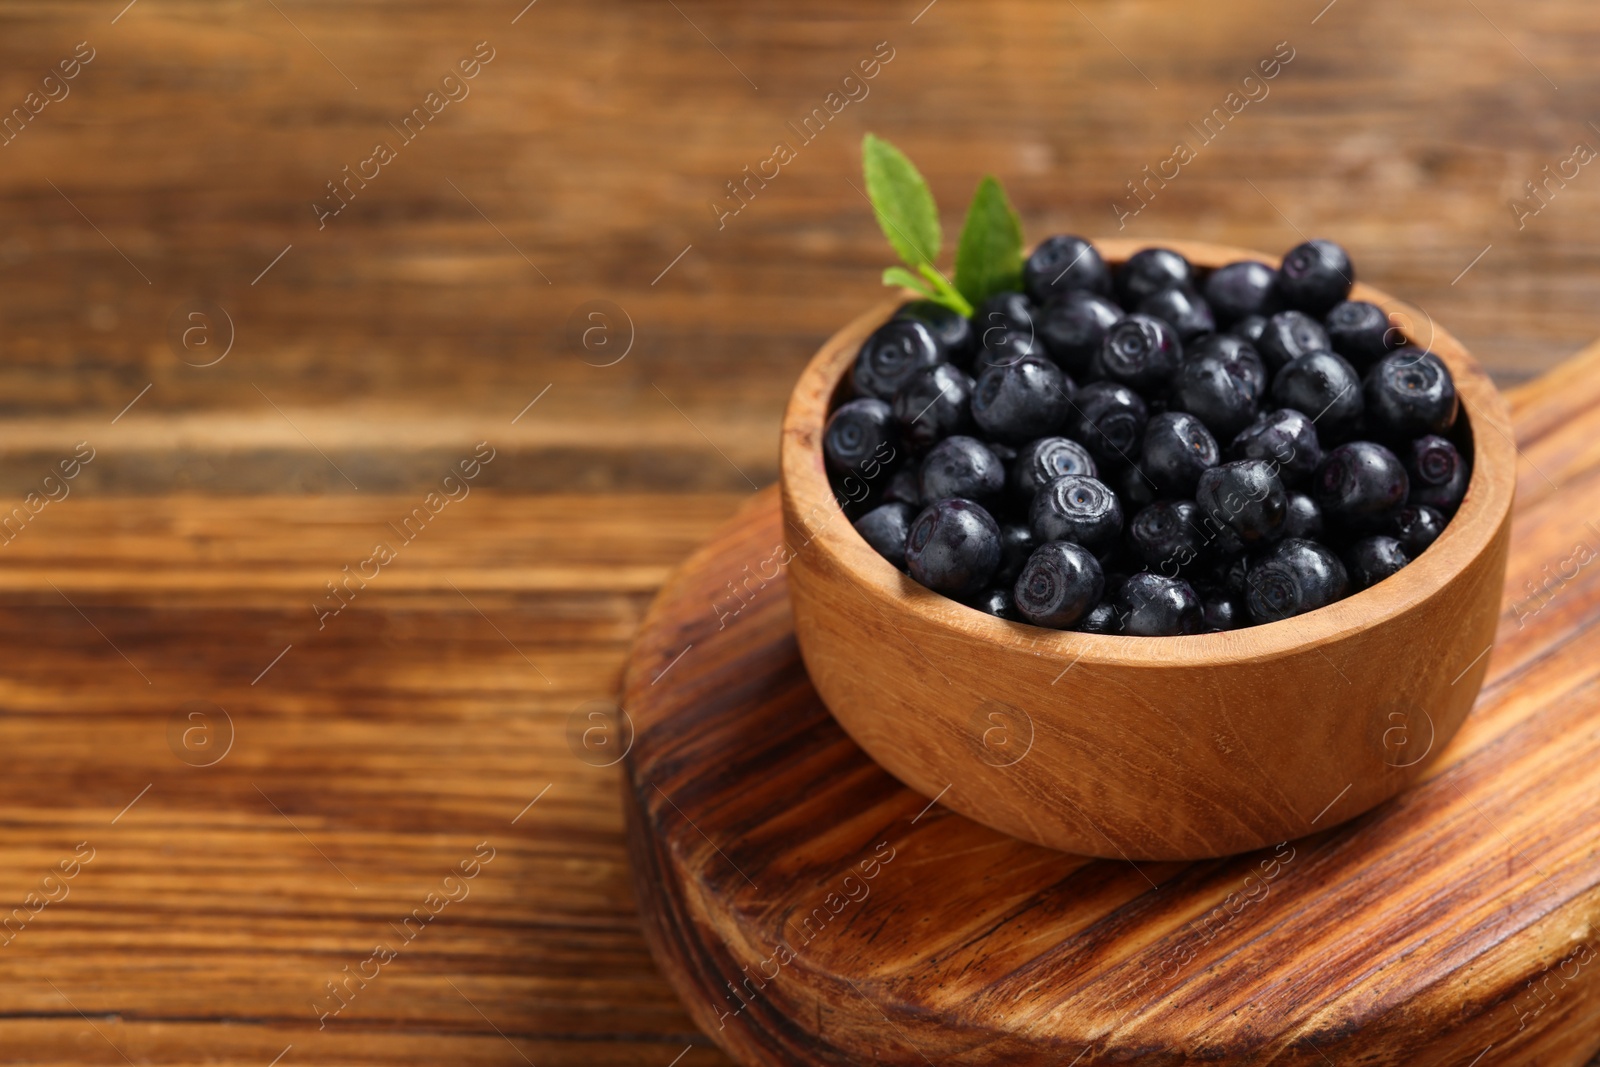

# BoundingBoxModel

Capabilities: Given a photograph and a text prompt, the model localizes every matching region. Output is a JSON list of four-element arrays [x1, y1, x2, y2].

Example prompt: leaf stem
[[916, 264, 975, 318]]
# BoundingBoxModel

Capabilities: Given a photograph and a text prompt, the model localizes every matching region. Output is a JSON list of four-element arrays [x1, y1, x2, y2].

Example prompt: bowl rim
[[779, 236, 1517, 670]]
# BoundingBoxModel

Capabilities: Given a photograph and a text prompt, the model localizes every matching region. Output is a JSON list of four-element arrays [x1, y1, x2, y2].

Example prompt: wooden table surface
[[1, 0, 1598, 1063]]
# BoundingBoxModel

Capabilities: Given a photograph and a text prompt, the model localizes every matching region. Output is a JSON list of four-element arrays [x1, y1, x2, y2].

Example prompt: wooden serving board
[[621, 352, 1600, 1066]]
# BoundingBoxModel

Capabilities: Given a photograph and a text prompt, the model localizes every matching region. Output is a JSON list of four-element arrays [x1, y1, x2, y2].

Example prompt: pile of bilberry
[[824, 136, 1470, 636]]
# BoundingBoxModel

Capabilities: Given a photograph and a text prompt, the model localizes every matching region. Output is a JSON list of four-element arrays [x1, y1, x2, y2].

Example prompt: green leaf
[[881, 266, 935, 298], [954, 175, 1024, 306], [862, 134, 941, 268]]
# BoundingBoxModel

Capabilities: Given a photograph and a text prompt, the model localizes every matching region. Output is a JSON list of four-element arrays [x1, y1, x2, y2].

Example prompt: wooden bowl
[[779, 237, 1515, 860]]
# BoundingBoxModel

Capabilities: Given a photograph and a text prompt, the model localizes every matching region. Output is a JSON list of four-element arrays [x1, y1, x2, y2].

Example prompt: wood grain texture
[[780, 239, 1516, 859], [623, 348, 1600, 1064], [0, 491, 747, 1066], [2, 0, 1600, 496]]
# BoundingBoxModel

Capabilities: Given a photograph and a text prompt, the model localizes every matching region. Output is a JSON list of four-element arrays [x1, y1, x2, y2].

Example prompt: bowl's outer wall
[[779, 239, 1516, 860]]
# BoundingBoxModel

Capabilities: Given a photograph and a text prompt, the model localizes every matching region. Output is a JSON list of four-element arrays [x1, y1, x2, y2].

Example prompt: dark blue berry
[[854, 503, 915, 568], [1186, 334, 1267, 399], [895, 300, 976, 365], [1314, 441, 1409, 529], [1129, 500, 1206, 572], [892, 363, 974, 449], [1073, 600, 1122, 634], [1283, 492, 1324, 539], [830, 472, 878, 521], [996, 522, 1037, 585], [1231, 314, 1270, 347], [920, 436, 1005, 503], [985, 440, 1018, 464], [824, 398, 898, 474], [1210, 553, 1251, 597], [1115, 462, 1158, 513], [975, 290, 1037, 338], [1170, 347, 1261, 440], [1245, 538, 1349, 623], [1277, 239, 1354, 316], [1393, 504, 1446, 557], [1324, 300, 1393, 368], [1195, 459, 1287, 545], [1203, 260, 1280, 325], [1404, 434, 1468, 512], [1067, 381, 1149, 468], [977, 327, 1046, 370], [1116, 573, 1204, 636], [1025, 235, 1113, 301], [883, 468, 922, 508], [1256, 310, 1331, 373], [1039, 291, 1123, 376], [905, 498, 1001, 597], [971, 354, 1071, 442], [1117, 248, 1194, 308], [1272, 351, 1364, 437], [1013, 541, 1104, 628], [1138, 285, 1216, 343], [1030, 474, 1124, 551], [1010, 436, 1098, 501], [1345, 535, 1409, 590], [1363, 350, 1458, 440], [1231, 408, 1323, 486], [1141, 411, 1219, 497], [1209, 522, 1247, 559], [973, 587, 1022, 621], [853, 319, 943, 400], [1100, 314, 1183, 393], [825, 237, 1466, 635], [1202, 592, 1244, 631]]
